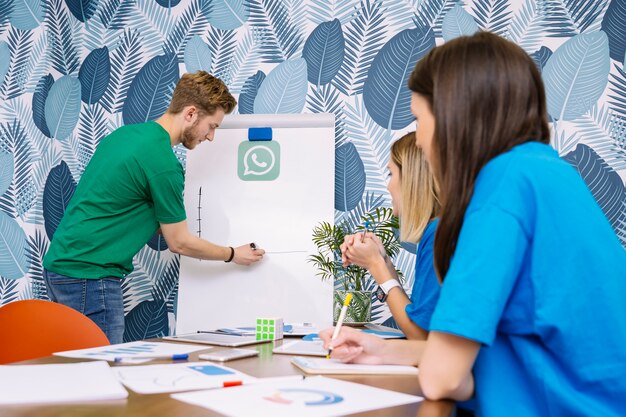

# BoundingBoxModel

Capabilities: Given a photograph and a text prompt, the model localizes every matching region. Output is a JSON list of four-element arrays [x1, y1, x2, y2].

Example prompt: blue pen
[[360, 221, 370, 243], [113, 353, 189, 362]]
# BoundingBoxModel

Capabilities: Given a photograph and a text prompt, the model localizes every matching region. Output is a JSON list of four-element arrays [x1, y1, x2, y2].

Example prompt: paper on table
[[171, 375, 422, 417], [54, 341, 206, 362], [0, 361, 128, 405], [272, 340, 327, 357], [291, 356, 419, 375], [112, 361, 257, 394]]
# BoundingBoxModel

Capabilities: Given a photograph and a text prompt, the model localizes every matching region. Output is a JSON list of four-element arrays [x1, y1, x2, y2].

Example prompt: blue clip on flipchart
[[248, 127, 272, 141]]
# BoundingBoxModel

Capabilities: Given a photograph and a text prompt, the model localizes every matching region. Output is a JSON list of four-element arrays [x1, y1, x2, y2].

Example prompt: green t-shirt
[[43, 121, 186, 279]]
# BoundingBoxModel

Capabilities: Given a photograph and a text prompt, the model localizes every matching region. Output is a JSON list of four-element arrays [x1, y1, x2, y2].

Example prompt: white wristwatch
[[376, 279, 401, 302]]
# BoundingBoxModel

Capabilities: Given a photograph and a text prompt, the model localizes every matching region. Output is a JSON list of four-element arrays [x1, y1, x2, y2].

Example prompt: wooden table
[[2, 339, 455, 417]]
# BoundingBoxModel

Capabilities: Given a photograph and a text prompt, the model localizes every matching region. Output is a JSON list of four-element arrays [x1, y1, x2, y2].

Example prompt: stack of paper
[[0, 361, 128, 405]]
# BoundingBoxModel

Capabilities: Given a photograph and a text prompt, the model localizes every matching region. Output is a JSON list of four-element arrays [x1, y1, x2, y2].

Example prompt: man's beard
[[181, 121, 200, 150]]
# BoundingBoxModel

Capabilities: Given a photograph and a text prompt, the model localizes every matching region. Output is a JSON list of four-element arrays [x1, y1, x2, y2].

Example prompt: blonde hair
[[168, 71, 236, 116], [391, 132, 440, 243]]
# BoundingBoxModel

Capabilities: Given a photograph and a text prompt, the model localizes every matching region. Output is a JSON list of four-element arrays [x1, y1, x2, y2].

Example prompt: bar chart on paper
[[53, 341, 205, 361]]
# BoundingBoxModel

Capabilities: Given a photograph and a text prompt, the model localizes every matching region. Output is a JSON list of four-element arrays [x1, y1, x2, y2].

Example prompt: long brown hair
[[407, 31, 550, 281], [390, 132, 439, 243]]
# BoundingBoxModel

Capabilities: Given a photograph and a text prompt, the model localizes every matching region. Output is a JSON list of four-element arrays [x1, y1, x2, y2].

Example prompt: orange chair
[[0, 299, 110, 364]]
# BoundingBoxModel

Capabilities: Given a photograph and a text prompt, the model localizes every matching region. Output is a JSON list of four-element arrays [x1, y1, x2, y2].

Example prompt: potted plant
[[308, 207, 402, 324]]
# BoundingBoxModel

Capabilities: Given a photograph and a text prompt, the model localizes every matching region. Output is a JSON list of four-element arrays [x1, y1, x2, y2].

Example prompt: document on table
[[0, 361, 128, 405], [171, 375, 422, 417], [112, 361, 257, 394], [291, 356, 419, 375], [54, 341, 206, 362]]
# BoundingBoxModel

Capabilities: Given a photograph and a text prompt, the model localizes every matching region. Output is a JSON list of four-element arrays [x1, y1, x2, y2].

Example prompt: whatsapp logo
[[238, 141, 280, 181]]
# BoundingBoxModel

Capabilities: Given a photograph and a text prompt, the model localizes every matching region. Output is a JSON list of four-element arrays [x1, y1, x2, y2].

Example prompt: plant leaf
[[601, 0, 626, 63], [155, 0, 181, 7], [147, 233, 168, 251], [0, 151, 12, 197], [122, 53, 180, 125], [78, 47, 111, 105], [43, 161, 76, 240], [363, 26, 435, 130], [0, 210, 30, 280], [238, 70, 265, 115], [183, 35, 212, 73], [44, 75, 82, 141], [543, 31, 610, 121], [0, 41, 9, 91], [441, 4, 479, 42], [9, 0, 44, 30], [531, 46, 553, 73], [563, 143, 626, 231], [208, 0, 247, 30], [253, 58, 308, 114], [123, 299, 169, 342], [32, 74, 53, 138], [64, 0, 98, 22], [302, 19, 345, 86], [335, 142, 365, 212]]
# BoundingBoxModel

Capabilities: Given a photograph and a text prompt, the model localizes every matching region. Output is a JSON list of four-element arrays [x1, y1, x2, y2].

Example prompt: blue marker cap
[[248, 127, 272, 141]]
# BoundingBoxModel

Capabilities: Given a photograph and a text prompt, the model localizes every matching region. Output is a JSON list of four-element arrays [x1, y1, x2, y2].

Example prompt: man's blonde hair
[[391, 132, 440, 243], [168, 71, 236, 116]]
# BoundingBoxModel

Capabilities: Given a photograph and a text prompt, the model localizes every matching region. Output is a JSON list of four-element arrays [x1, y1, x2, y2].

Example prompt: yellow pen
[[326, 292, 353, 358]]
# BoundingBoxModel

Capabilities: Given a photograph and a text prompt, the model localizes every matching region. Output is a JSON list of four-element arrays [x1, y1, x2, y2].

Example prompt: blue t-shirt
[[430, 142, 626, 417], [405, 218, 440, 330]]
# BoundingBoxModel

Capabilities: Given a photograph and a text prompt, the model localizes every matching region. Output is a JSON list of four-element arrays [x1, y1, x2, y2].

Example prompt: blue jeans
[[43, 269, 125, 344]]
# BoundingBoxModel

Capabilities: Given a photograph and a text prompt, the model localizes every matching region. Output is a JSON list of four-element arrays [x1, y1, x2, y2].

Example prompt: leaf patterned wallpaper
[[0, 0, 624, 340]]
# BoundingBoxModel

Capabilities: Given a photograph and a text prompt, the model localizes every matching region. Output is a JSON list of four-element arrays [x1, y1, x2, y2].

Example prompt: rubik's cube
[[255, 317, 283, 341]]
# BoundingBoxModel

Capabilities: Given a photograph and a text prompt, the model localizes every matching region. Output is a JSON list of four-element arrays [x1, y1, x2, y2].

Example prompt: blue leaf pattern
[[122, 53, 179, 125], [155, 0, 181, 8], [254, 58, 308, 114], [32, 74, 53, 138], [563, 144, 626, 231], [9, 0, 44, 30], [0, 210, 30, 280], [64, 0, 97, 23], [78, 47, 111, 104], [43, 161, 76, 240], [531, 46, 553, 73], [123, 299, 169, 342], [44, 75, 82, 141], [0, 41, 9, 90], [363, 26, 435, 130], [543, 31, 610, 121], [601, 0, 626, 64], [183, 35, 212, 73], [302, 19, 345, 86], [441, 4, 479, 42], [238, 70, 265, 114], [0, 152, 13, 196], [208, 0, 248, 30], [335, 142, 365, 212], [147, 233, 168, 251]]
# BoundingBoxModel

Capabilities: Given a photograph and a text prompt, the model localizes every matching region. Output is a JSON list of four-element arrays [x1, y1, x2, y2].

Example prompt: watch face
[[376, 286, 386, 302]]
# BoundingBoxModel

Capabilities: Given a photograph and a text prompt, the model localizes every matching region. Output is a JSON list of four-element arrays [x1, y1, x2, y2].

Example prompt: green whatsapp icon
[[238, 141, 280, 181]]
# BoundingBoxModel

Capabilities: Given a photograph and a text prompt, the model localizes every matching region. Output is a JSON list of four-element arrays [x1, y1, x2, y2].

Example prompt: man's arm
[[160, 220, 263, 265]]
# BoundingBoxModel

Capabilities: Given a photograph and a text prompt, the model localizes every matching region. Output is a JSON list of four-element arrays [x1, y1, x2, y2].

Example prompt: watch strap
[[380, 279, 401, 294]]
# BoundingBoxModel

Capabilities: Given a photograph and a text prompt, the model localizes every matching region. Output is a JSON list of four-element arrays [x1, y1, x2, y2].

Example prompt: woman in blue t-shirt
[[321, 31, 626, 417], [341, 132, 440, 340]]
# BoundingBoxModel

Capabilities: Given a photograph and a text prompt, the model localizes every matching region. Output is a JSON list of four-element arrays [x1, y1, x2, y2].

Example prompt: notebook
[[291, 356, 419, 375], [163, 332, 272, 347]]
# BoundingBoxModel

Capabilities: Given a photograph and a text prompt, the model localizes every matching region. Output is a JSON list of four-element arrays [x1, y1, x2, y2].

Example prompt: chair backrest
[[0, 300, 110, 364]]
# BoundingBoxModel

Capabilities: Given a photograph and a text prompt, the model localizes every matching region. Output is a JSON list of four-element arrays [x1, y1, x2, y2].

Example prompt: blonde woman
[[341, 131, 439, 340]]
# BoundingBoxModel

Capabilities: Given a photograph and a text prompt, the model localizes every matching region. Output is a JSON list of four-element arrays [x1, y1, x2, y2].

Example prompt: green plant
[[308, 207, 402, 291]]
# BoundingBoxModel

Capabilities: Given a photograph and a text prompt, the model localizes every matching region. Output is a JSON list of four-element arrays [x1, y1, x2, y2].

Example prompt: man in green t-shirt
[[43, 72, 264, 344]]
